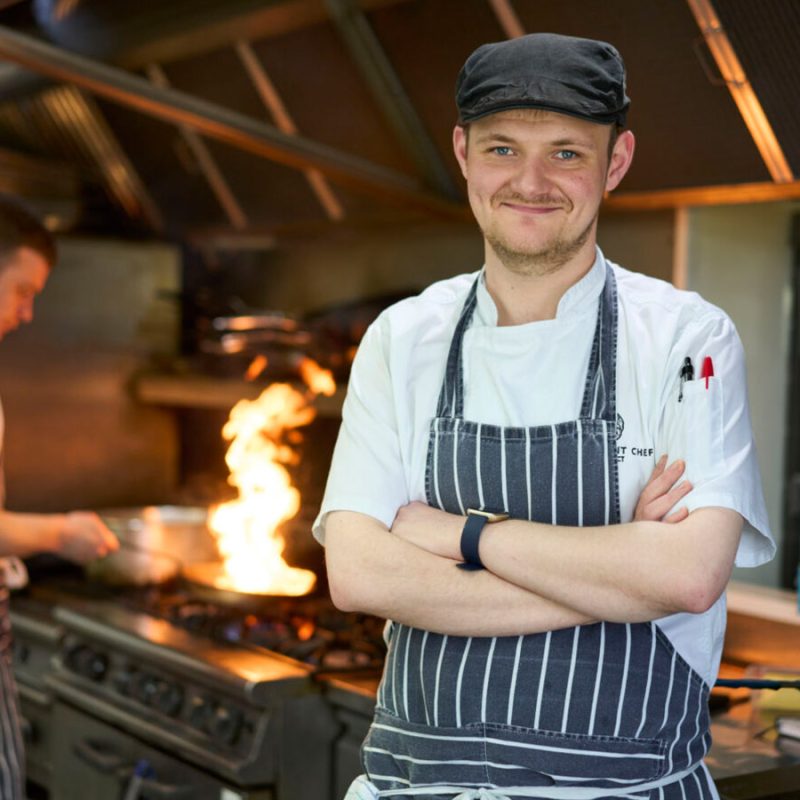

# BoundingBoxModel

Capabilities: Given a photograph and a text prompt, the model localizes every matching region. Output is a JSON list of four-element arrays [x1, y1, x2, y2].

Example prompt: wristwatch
[[457, 508, 509, 571]]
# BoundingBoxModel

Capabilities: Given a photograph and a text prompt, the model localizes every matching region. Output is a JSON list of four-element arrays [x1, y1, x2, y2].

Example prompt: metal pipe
[[0, 24, 466, 219]]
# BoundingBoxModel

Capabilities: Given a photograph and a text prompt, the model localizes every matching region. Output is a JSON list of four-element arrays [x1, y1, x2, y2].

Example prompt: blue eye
[[491, 146, 513, 156], [556, 150, 579, 160]]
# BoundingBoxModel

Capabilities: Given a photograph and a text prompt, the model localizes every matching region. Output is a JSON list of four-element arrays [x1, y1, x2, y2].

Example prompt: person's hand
[[634, 455, 692, 523], [57, 512, 119, 564], [391, 501, 463, 560]]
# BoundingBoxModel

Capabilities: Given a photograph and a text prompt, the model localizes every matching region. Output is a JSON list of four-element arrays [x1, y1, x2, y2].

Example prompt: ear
[[605, 130, 635, 193], [453, 125, 468, 179]]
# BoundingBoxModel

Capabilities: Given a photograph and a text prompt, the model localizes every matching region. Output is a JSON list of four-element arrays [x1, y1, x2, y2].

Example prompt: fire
[[208, 358, 336, 595]]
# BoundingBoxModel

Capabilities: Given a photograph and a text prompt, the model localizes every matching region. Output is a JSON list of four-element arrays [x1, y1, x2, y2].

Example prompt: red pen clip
[[701, 356, 714, 389]]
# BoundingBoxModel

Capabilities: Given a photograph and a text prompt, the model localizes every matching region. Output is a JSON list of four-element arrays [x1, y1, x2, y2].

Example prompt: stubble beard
[[480, 189, 598, 277], [484, 212, 597, 277]]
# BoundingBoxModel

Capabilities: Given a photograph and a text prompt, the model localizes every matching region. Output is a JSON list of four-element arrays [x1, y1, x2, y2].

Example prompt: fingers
[[644, 478, 693, 521], [62, 511, 120, 562], [647, 454, 668, 482], [635, 457, 685, 514], [634, 454, 695, 523], [664, 507, 689, 524]]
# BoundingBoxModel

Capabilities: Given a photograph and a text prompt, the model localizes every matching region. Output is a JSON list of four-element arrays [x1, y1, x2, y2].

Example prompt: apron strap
[[371, 762, 699, 798], [579, 261, 619, 421], [434, 277, 479, 419], [435, 261, 619, 423]]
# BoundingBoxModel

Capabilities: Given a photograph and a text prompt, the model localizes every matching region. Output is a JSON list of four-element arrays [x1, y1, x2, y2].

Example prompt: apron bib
[[354, 264, 715, 800]]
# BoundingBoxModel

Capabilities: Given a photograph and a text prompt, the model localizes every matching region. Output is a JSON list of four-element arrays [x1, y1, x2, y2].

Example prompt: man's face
[[453, 109, 634, 274], [0, 247, 49, 340]]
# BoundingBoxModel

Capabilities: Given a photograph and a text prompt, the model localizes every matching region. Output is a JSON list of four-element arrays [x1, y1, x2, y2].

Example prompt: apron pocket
[[363, 708, 490, 789], [481, 722, 668, 788]]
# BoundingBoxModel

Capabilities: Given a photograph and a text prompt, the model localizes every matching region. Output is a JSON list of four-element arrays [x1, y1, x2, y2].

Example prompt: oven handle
[[73, 741, 194, 800], [73, 738, 129, 774], [139, 779, 194, 800]]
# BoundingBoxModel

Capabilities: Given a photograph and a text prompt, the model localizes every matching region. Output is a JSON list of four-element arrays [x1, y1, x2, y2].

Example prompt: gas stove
[[10, 579, 385, 800], [119, 585, 386, 672]]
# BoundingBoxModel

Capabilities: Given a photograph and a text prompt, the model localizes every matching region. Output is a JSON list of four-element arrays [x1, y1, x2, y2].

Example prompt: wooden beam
[[604, 180, 800, 211], [147, 63, 249, 231], [686, 0, 793, 183], [0, 24, 465, 220], [487, 0, 525, 39], [234, 40, 344, 222]]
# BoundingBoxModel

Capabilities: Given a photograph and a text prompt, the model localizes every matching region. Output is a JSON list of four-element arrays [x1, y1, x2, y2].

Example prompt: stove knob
[[113, 667, 137, 696], [67, 645, 108, 682], [189, 696, 214, 731], [210, 706, 243, 746], [12, 641, 29, 665], [63, 642, 87, 672], [137, 674, 160, 706], [154, 682, 184, 717]]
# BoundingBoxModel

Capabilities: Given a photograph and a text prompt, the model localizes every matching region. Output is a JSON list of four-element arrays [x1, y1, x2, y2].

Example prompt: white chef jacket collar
[[475, 247, 606, 328]]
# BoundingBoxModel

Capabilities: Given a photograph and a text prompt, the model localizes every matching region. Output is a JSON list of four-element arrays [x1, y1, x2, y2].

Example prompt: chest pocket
[[680, 376, 725, 483]]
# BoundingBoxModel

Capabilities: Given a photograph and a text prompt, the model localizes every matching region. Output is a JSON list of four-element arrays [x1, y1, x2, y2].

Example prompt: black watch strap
[[457, 513, 487, 571]]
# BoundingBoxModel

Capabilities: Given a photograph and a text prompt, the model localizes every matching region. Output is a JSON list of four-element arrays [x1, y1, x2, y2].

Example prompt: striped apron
[[0, 586, 23, 800], [349, 264, 717, 800], [0, 434, 25, 800]]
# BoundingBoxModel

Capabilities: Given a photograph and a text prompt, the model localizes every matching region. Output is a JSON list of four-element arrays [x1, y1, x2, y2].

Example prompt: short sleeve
[[657, 312, 774, 567], [312, 316, 409, 544]]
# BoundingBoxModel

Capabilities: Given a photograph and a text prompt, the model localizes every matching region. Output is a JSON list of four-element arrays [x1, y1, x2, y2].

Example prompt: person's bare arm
[[391, 463, 740, 624], [0, 509, 119, 563], [325, 457, 692, 635], [325, 510, 594, 637], [479, 506, 741, 621]]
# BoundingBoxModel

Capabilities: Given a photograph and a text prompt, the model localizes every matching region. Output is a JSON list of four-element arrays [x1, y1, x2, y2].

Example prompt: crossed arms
[[324, 457, 743, 637]]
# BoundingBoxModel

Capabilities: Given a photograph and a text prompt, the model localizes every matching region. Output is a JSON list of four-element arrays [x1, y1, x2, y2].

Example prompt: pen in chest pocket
[[701, 356, 715, 388], [678, 356, 694, 402]]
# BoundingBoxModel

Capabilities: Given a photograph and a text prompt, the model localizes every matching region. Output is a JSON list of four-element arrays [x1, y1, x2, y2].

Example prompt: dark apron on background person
[[354, 263, 716, 799], [0, 458, 25, 800], [0, 583, 23, 800]]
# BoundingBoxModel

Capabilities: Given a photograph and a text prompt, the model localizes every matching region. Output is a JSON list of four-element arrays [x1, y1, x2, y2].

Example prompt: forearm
[[324, 511, 594, 637], [0, 510, 64, 558], [480, 509, 741, 621]]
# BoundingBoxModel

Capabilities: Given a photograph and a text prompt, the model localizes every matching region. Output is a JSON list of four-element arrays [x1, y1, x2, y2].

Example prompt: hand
[[391, 501, 463, 560], [57, 512, 119, 564], [634, 455, 692, 523]]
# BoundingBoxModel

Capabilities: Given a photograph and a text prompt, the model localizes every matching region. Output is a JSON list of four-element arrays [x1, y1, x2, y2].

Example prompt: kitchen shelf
[[133, 372, 345, 417]]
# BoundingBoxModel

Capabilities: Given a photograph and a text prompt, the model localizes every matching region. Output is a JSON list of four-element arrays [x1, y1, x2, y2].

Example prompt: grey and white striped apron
[[0, 443, 25, 800], [355, 264, 716, 799], [0, 586, 23, 800]]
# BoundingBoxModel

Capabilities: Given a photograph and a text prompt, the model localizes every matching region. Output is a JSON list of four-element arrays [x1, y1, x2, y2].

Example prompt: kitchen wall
[[598, 209, 675, 283], [260, 222, 484, 316], [684, 201, 798, 588], [0, 237, 181, 513]]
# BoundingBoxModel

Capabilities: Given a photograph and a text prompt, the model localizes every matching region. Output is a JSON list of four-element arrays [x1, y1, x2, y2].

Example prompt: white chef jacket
[[315, 248, 775, 687]]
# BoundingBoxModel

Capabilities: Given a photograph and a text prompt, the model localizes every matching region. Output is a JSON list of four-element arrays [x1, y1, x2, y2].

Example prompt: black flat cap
[[456, 33, 630, 126]]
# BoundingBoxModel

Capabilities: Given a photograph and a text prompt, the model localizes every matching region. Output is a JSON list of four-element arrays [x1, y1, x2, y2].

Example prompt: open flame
[[207, 357, 335, 595]]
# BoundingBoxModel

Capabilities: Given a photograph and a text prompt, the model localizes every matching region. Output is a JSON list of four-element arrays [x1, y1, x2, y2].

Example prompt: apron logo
[[615, 415, 655, 463]]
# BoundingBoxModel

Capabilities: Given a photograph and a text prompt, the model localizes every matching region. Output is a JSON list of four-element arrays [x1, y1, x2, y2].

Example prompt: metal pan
[[86, 506, 219, 587], [85, 540, 181, 587], [180, 561, 319, 612]]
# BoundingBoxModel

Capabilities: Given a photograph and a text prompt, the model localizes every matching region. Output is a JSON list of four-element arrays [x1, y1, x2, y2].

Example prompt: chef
[[315, 33, 774, 800], [0, 195, 118, 799]]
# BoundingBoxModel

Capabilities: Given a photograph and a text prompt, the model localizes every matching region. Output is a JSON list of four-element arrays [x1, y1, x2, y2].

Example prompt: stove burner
[[123, 587, 386, 672]]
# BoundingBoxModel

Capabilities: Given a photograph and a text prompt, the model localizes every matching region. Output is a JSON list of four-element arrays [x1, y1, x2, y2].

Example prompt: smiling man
[[316, 34, 773, 799], [0, 196, 118, 799]]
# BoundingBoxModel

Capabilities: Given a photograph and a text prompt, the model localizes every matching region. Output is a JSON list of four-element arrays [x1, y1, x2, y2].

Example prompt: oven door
[[50, 702, 274, 800]]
